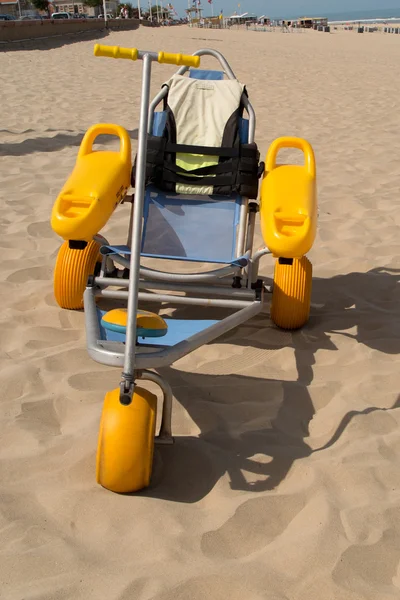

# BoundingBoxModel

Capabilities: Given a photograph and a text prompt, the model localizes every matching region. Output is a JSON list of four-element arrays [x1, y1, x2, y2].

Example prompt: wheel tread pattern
[[270, 256, 312, 330], [54, 240, 101, 309]]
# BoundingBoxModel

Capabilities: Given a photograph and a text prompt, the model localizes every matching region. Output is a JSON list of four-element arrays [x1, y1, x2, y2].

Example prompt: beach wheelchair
[[50, 45, 317, 493]]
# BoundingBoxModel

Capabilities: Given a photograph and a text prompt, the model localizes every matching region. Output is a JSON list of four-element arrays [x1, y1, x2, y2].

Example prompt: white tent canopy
[[228, 12, 258, 19]]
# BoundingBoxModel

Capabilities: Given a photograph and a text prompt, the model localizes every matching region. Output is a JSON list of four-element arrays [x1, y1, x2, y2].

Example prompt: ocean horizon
[[271, 7, 400, 23]]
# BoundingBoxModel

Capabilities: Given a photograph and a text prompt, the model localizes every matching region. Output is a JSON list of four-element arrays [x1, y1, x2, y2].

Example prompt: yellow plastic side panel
[[51, 124, 132, 242], [260, 137, 317, 259]]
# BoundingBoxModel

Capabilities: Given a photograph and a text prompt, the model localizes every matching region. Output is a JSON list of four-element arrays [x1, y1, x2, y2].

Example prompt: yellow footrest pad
[[101, 309, 168, 338]]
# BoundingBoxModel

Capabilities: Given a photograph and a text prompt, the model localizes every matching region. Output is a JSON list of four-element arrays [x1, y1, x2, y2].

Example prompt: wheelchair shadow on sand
[[139, 267, 400, 503]]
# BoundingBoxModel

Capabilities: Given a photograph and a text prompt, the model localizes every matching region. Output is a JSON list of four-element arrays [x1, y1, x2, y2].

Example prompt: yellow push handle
[[78, 124, 131, 164], [94, 44, 138, 60], [93, 45, 200, 68], [266, 137, 316, 179], [158, 51, 200, 67]]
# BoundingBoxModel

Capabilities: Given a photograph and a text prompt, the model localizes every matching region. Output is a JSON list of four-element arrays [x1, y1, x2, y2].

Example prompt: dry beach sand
[[1, 25, 400, 600]]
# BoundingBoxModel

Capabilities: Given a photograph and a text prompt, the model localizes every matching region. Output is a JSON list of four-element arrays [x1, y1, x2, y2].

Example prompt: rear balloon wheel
[[270, 256, 312, 330], [96, 387, 157, 494], [53, 239, 102, 310]]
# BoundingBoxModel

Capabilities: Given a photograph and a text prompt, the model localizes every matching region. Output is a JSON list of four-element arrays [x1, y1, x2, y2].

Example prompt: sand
[[0, 25, 400, 600]]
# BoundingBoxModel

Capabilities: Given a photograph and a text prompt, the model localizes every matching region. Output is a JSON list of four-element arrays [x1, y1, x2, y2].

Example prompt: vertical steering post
[[121, 53, 153, 403]]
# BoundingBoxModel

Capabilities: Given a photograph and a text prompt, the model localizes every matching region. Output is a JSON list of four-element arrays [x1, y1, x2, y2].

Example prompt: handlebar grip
[[94, 44, 138, 60], [158, 51, 200, 67]]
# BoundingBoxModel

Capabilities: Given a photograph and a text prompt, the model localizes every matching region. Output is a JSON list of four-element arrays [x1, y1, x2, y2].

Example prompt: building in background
[[227, 12, 258, 25], [53, 0, 118, 15], [0, 0, 120, 17], [298, 16, 328, 28], [0, 0, 21, 17]]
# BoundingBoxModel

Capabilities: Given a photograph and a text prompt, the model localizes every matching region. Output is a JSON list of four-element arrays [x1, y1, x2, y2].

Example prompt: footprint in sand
[[27, 220, 54, 238], [12, 292, 50, 312], [112, 578, 148, 600], [0, 237, 37, 252], [0, 365, 45, 402], [333, 528, 400, 593], [145, 574, 281, 600], [7, 265, 52, 283], [25, 326, 81, 350], [201, 495, 305, 559], [17, 398, 62, 438], [68, 369, 120, 392], [44, 348, 89, 373], [44, 291, 59, 307]]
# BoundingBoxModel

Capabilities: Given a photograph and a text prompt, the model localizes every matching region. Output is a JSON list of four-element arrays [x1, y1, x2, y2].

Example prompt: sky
[[168, 1, 400, 19]]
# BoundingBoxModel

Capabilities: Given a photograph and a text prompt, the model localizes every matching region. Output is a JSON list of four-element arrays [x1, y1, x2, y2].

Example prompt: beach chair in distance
[[50, 46, 318, 494]]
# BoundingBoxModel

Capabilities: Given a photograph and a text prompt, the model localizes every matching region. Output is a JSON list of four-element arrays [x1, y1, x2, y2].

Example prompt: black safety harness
[[133, 84, 264, 199]]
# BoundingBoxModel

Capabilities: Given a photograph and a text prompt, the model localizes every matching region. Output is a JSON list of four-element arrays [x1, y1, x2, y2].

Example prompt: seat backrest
[[189, 68, 224, 81], [151, 68, 229, 137], [141, 68, 253, 265], [141, 186, 242, 264], [141, 66, 260, 199], [152, 110, 250, 144]]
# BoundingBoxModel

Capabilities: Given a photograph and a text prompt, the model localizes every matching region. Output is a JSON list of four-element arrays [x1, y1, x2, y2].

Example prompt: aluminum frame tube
[[94, 276, 256, 299], [140, 264, 238, 282], [138, 370, 174, 442], [123, 53, 153, 383], [99, 252, 240, 282], [148, 49, 256, 144], [245, 209, 257, 254], [98, 288, 253, 309], [251, 247, 273, 283], [236, 198, 249, 259], [176, 48, 236, 79], [134, 299, 263, 369], [245, 209, 257, 287], [85, 285, 263, 369], [126, 197, 134, 247]]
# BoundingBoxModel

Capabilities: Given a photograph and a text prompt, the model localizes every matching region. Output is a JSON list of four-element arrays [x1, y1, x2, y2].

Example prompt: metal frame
[[84, 48, 272, 408], [138, 370, 174, 444], [84, 285, 264, 370], [145, 49, 256, 285]]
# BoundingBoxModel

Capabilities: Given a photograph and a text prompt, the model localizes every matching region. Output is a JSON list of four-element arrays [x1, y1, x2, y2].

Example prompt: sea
[[326, 7, 400, 24], [272, 8, 400, 24]]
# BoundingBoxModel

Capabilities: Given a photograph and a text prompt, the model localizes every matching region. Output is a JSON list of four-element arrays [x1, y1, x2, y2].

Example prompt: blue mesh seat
[[140, 186, 246, 265]]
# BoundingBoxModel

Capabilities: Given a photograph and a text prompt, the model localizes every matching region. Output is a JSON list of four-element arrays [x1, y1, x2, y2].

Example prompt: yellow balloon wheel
[[270, 256, 312, 330], [53, 239, 101, 310], [96, 386, 157, 494]]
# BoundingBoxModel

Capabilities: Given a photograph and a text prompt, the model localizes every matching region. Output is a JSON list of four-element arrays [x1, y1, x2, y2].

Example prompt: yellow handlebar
[[93, 44, 200, 68], [158, 52, 200, 67], [94, 44, 138, 60]]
